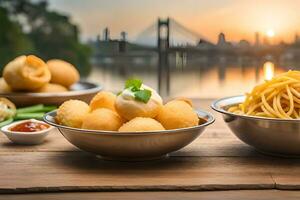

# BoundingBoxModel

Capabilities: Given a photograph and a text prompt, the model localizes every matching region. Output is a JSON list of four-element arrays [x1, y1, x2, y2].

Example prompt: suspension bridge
[[134, 17, 212, 48], [133, 17, 214, 96]]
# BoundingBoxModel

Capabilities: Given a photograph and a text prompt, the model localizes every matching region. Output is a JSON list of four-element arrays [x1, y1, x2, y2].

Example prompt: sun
[[266, 29, 275, 37]]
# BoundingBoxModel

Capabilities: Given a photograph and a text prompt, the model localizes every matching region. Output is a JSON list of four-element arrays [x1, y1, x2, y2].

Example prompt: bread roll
[[82, 108, 123, 131], [34, 83, 68, 93], [56, 100, 90, 128], [89, 91, 117, 112], [47, 59, 80, 88], [156, 100, 199, 130], [0, 78, 12, 93], [115, 85, 163, 120], [119, 117, 165, 132], [3, 55, 51, 91]]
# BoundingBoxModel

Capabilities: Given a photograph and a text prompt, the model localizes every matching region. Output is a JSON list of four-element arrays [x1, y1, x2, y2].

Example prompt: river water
[[88, 61, 287, 98]]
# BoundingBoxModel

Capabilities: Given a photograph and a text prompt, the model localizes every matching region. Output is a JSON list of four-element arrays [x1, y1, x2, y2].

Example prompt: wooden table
[[0, 99, 300, 200]]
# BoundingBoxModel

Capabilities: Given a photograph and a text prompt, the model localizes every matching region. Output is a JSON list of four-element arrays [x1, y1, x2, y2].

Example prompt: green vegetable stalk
[[39, 105, 57, 112], [16, 104, 57, 114], [14, 113, 45, 120], [0, 103, 57, 126]]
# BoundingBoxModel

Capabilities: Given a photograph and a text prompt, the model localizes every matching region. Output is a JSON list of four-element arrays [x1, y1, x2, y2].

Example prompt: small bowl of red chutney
[[1, 119, 53, 145]]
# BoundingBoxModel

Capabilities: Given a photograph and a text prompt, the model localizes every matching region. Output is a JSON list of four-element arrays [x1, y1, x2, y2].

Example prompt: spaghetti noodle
[[228, 70, 300, 119]]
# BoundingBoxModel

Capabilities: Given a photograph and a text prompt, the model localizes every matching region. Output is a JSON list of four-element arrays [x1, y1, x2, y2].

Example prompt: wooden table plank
[[0, 152, 275, 193], [270, 160, 300, 190], [1, 190, 300, 200], [0, 147, 297, 193]]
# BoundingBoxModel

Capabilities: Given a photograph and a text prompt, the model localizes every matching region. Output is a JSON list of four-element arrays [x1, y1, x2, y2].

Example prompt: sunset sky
[[49, 0, 300, 44]]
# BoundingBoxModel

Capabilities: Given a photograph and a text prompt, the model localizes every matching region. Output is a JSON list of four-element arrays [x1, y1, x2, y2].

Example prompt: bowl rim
[[211, 95, 300, 122], [43, 109, 215, 136], [0, 81, 102, 97]]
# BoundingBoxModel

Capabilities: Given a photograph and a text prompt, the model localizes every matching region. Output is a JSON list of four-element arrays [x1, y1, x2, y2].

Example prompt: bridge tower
[[157, 18, 170, 97]]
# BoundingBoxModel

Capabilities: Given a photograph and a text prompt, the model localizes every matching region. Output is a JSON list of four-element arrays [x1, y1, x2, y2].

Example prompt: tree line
[[0, 0, 91, 76]]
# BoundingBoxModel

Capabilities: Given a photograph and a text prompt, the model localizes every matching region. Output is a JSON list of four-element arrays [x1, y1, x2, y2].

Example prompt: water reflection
[[88, 61, 286, 98], [263, 62, 275, 80]]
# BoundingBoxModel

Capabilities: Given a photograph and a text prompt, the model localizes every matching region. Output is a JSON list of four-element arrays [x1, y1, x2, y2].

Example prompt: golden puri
[[115, 85, 163, 120], [89, 91, 117, 112], [82, 108, 123, 131], [156, 100, 199, 130], [34, 83, 68, 93], [56, 100, 90, 128], [0, 78, 11, 93], [119, 117, 165, 132], [3, 55, 51, 91], [47, 59, 79, 88]]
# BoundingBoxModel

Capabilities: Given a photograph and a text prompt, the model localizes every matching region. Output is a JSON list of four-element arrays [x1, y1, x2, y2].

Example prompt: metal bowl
[[212, 95, 300, 156], [44, 109, 214, 161], [0, 81, 102, 106]]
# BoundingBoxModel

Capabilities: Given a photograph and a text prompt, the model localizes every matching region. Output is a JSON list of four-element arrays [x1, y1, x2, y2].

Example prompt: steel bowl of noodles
[[212, 71, 300, 156]]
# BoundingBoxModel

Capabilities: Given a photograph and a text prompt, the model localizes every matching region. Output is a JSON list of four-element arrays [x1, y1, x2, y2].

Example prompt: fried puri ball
[[82, 108, 123, 131], [119, 117, 165, 132], [174, 97, 193, 107], [156, 100, 199, 130], [47, 59, 80, 88], [115, 85, 163, 120], [34, 83, 68, 93], [3, 55, 51, 91], [56, 100, 90, 128], [0, 78, 12, 93], [89, 91, 116, 112]]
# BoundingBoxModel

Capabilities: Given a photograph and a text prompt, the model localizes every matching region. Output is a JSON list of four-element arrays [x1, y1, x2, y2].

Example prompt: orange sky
[[49, 0, 300, 44]]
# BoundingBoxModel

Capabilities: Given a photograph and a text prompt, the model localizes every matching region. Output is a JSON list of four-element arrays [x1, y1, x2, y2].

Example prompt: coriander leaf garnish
[[130, 86, 140, 92], [125, 79, 142, 90], [134, 89, 152, 103], [123, 78, 152, 103]]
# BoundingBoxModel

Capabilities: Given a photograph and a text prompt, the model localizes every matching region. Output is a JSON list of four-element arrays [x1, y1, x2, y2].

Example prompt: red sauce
[[10, 121, 49, 132]]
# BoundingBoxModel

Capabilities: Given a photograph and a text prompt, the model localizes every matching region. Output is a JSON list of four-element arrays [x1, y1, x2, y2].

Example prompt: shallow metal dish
[[212, 95, 300, 156], [0, 81, 102, 106], [44, 109, 214, 161]]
